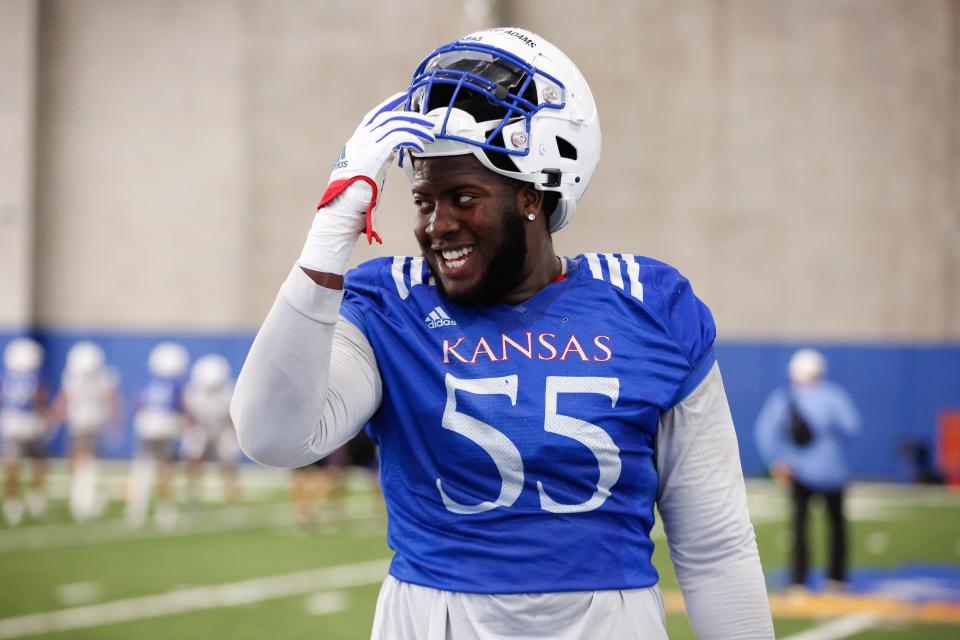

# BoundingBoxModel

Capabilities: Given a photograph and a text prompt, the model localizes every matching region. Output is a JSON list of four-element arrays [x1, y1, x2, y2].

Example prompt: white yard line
[[743, 488, 911, 524], [0, 498, 381, 553], [303, 591, 348, 616], [866, 531, 890, 555], [0, 558, 390, 639], [0, 505, 298, 553], [0, 504, 285, 553], [40, 464, 292, 502], [779, 612, 881, 640], [54, 582, 102, 607]]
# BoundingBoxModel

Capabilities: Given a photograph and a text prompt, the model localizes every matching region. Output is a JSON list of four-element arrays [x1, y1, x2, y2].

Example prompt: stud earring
[[526, 213, 536, 221]]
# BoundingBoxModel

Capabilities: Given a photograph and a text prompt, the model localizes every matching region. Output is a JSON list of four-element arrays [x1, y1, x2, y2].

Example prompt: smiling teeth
[[441, 247, 474, 261], [440, 246, 473, 270]]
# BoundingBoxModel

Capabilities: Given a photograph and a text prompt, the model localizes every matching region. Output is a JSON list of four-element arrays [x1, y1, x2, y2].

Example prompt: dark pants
[[790, 478, 847, 586]]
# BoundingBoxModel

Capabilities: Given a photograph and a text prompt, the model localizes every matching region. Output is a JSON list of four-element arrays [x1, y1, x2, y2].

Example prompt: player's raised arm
[[231, 94, 434, 468]]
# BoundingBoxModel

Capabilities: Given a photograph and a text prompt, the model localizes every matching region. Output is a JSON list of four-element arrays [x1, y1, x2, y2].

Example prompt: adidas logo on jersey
[[425, 306, 456, 329]]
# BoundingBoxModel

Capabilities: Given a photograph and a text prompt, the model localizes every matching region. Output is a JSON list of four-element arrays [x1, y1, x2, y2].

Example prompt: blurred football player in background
[[126, 341, 189, 529], [233, 27, 774, 638], [182, 354, 241, 514], [1, 338, 49, 525], [755, 348, 861, 592], [50, 340, 122, 522]]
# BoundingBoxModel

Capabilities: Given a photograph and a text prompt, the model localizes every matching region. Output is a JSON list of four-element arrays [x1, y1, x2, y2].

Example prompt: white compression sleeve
[[298, 182, 372, 275], [656, 363, 774, 639], [232, 266, 382, 468]]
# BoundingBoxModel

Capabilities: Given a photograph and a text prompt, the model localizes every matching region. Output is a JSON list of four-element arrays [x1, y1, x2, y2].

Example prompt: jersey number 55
[[437, 373, 621, 515]]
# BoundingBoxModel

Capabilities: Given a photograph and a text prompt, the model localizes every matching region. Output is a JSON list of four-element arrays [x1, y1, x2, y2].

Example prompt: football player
[[1, 338, 49, 525], [181, 354, 241, 512], [233, 28, 774, 638], [126, 341, 189, 529], [50, 340, 122, 522]]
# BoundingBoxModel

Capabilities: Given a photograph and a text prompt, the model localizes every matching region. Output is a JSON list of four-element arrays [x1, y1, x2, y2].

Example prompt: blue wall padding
[[2, 331, 958, 480], [716, 341, 960, 480]]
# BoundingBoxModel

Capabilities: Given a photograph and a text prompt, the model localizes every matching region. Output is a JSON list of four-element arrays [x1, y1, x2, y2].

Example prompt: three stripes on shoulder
[[391, 257, 431, 300], [583, 253, 644, 302], [388, 254, 643, 302]]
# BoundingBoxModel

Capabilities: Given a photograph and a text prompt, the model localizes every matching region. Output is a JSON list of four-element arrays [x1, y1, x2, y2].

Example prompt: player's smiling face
[[412, 154, 536, 306]]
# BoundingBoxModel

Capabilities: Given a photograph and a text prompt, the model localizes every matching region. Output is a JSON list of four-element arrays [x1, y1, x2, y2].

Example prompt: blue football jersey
[[1, 370, 41, 413], [140, 377, 184, 413], [340, 253, 716, 594]]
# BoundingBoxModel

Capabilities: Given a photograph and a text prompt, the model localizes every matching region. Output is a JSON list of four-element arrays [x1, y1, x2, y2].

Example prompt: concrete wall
[[3, 0, 959, 339], [0, 0, 36, 330], [34, 0, 248, 330], [952, 0, 960, 338]]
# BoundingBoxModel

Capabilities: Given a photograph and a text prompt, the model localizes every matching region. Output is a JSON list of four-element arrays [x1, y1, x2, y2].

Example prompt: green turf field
[[1, 463, 958, 639]]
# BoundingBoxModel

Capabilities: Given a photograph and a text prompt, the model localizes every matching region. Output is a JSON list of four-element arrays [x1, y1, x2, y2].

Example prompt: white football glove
[[298, 93, 435, 275]]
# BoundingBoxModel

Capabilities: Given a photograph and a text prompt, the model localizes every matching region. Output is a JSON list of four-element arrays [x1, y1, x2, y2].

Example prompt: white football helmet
[[190, 354, 231, 390], [4, 338, 43, 372], [66, 341, 106, 376], [403, 27, 601, 233], [789, 349, 827, 384], [148, 342, 189, 379]]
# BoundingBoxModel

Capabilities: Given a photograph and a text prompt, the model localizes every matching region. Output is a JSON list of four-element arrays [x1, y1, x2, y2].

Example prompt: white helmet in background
[[66, 341, 106, 376], [4, 338, 43, 372], [190, 354, 231, 389], [404, 27, 601, 233], [788, 349, 827, 385], [148, 342, 189, 379]]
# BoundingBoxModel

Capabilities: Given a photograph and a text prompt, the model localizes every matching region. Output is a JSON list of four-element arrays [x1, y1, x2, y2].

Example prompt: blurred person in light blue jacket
[[755, 348, 861, 591]]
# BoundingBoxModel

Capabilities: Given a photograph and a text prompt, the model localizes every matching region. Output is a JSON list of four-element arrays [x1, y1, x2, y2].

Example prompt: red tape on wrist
[[317, 176, 382, 245]]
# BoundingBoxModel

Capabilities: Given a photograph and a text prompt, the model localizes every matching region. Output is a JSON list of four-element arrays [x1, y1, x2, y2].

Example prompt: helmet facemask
[[407, 46, 563, 162]]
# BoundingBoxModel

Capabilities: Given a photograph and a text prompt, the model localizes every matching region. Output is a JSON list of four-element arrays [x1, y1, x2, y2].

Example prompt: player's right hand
[[299, 93, 434, 277], [318, 92, 436, 244]]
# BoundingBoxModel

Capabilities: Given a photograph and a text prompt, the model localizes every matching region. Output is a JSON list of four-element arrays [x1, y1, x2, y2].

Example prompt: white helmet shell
[[788, 349, 827, 384], [149, 342, 189, 378], [4, 338, 43, 372], [405, 27, 601, 233], [66, 341, 106, 376], [190, 354, 231, 389]]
